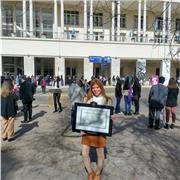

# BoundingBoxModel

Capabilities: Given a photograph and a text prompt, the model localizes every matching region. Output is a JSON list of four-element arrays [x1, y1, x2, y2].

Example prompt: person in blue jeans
[[123, 76, 133, 115], [115, 78, 122, 113]]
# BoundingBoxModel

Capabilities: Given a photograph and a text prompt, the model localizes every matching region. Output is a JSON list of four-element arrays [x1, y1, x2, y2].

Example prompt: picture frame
[[72, 102, 114, 136]]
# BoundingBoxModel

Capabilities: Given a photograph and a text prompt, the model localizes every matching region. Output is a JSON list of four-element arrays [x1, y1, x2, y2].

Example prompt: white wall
[[2, 38, 180, 61]]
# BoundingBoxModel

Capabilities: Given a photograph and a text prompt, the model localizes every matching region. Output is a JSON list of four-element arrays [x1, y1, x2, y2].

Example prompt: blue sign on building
[[103, 56, 111, 63], [89, 56, 103, 63], [89, 56, 111, 63]]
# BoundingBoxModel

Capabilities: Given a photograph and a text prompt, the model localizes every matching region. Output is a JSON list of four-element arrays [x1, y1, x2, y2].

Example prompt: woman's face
[[92, 83, 102, 97]]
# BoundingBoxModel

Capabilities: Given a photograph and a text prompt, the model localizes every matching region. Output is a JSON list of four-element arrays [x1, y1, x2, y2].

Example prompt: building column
[[168, 1, 172, 43], [138, 0, 142, 42], [61, 0, 64, 38], [136, 59, 146, 81], [111, 1, 115, 41], [143, 0, 147, 41], [84, 0, 87, 40], [90, 0, 93, 40], [24, 56, 34, 76], [161, 59, 171, 85], [55, 57, 65, 78], [23, 0, 27, 37], [111, 58, 120, 84], [162, 1, 167, 43], [29, 0, 33, 37], [0, 0, 2, 36], [84, 58, 93, 81], [0, 55, 2, 76], [53, 0, 58, 38], [117, 0, 121, 41]]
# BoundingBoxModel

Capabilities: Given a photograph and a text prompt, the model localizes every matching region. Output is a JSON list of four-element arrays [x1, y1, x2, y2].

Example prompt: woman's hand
[[111, 114, 121, 121], [80, 131, 87, 136]]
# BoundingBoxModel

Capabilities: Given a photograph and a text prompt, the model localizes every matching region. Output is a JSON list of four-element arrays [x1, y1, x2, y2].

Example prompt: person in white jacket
[[68, 79, 85, 109], [69, 79, 85, 132]]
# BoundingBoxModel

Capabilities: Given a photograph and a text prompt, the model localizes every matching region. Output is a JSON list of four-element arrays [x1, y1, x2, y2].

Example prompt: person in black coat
[[132, 77, 141, 114], [115, 78, 122, 113], [164, 78, 179, 129], [1, 79, 19, 141], [52, 76, 62, 112], [19, 75, 35, 122]]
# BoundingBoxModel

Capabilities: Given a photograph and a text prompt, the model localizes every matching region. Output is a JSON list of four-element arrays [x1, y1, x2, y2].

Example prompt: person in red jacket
[[41, 78, 46, 94]]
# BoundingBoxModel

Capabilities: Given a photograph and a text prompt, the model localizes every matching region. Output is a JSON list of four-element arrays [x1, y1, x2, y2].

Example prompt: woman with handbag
[[81, 79, 112, 180], [132, 77, 141, 115], [1, 79, 19, 141]]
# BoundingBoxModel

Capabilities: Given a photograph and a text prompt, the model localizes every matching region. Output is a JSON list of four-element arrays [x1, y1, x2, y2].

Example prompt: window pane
[[64, 11, 79, 25]]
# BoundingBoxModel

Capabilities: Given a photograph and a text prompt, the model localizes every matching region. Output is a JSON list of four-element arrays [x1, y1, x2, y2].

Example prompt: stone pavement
[[1, 87, 180, 180]]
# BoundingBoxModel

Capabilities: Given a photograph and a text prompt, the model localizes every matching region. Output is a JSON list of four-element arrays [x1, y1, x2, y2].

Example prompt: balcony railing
[[1, 29, 180, 45]]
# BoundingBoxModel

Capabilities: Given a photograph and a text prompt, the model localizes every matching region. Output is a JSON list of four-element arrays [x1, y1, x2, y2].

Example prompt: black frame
[[72, 102, 113, 136]]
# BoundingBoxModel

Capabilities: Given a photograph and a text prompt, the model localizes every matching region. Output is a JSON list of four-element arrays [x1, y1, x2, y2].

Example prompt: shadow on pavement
[[111, 114, 180, 179], [112, 114, 148, 135], [31, 110, 47, 121], [14, 121, 39, 139]]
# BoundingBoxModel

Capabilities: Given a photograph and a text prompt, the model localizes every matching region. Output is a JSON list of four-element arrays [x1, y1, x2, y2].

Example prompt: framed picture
[[72, 102, 114, 136]]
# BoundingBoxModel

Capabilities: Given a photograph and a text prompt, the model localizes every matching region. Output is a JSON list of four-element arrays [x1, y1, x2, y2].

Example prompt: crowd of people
[[1, 73, 179, 180]]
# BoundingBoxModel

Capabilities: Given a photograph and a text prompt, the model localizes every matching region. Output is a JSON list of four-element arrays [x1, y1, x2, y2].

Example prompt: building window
[[176, 19, 180, 31], [155, 17, 163, 31], [134, 15, 143, 29], [64, 11, 79, 26], [93, 13, 103, 27], [34, 10, 41, 37], [155, 17, 168, 31], [120, 14, 126, 28], [16, 8, 23, 37], [2, 6, 13, 36], [42, 10, 53, 38], [115, 14, 126, 28], [87, 13, 103, 27], [3, 7, 13, 25]]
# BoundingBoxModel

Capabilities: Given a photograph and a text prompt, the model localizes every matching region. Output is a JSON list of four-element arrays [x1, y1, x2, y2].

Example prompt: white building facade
[[1, 0, 180, 84]]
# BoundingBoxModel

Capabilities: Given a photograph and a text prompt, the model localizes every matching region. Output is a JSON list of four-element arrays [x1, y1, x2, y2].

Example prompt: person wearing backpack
[[148, 76, 168, 129]]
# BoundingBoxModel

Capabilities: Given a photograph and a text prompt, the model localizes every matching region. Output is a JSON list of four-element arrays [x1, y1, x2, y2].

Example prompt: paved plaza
[[1, 87, 180, 180]]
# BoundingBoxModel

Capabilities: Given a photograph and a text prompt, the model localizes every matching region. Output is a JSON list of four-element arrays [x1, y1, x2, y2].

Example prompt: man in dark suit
[[19, 75, 35, 122], [148, 76, 168, 129]]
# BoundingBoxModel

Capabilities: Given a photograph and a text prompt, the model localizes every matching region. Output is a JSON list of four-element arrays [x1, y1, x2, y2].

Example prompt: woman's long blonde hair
[[1, 80, 13, 97], [85, 79, 112, 103]]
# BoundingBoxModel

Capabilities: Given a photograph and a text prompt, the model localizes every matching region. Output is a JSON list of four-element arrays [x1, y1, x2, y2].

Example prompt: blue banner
[[89, 56, 111, 63], [103, 56, 111, 63], [89, 56, 103, 63]]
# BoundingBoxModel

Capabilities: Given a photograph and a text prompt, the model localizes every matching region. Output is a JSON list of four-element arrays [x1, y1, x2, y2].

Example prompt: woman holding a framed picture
[[81, 79, 112, 180]]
